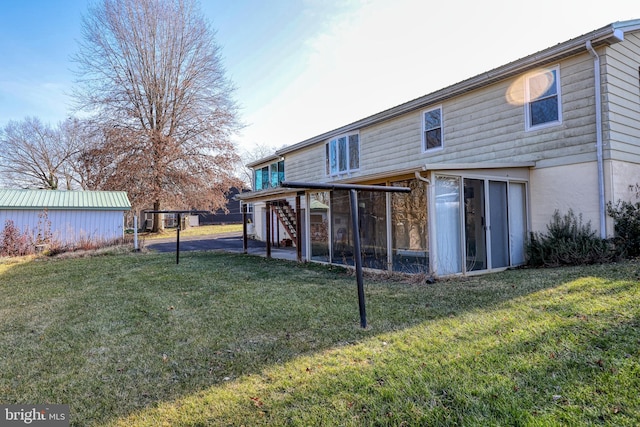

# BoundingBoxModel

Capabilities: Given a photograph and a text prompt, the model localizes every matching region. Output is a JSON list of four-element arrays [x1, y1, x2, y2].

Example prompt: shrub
[[606, 200, 640, 258], [0, 220, 34, 257], [527, 209, 616, 267]]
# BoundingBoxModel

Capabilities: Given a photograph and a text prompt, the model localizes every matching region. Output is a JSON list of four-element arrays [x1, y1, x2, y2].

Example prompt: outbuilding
[[0, 189, 131, 246]]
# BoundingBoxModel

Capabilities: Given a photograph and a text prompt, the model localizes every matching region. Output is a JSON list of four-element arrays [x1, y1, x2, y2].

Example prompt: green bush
[[527, 209, 616, 267], [607, 200, 640, 257]]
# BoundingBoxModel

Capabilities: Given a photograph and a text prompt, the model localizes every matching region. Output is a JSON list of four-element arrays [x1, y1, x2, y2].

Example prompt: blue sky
[[1, 0, 639, 152]]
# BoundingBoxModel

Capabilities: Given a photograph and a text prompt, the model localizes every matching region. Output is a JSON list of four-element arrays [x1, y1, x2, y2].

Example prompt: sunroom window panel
[[435, 176, 462, 275]]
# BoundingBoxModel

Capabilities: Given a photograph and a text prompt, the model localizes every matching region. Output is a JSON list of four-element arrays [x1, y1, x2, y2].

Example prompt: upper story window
[[525, 66, 561, 130], [326, 132, 359, 176], [422, 107, 443, 151], [254, 160, 284, 191], [270, 160, 285, 188]]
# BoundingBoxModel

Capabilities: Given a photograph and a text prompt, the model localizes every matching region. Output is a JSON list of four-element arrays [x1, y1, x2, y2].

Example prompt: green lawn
[[141, 224, 243, 240], [1, 252, 638, 426]]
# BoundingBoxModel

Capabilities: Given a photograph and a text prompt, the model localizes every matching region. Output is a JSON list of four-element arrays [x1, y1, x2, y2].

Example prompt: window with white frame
[[422, 107, 442, 151], [525, 66, 561, 130], [326, 132, 359, 176], [254, 160, 285, 191]]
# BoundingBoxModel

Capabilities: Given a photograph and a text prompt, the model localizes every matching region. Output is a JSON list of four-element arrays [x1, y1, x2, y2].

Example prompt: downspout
[[586, 40, 607, 239], [415, 170, 430, 185]]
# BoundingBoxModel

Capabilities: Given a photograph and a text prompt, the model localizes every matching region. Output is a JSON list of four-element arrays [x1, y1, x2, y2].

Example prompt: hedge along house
[[0, 189, 131, 246], [238, 19, 640, 277]]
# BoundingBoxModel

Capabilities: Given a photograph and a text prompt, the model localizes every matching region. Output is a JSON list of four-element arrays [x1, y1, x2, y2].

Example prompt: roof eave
[[246, 154, 281, 169]]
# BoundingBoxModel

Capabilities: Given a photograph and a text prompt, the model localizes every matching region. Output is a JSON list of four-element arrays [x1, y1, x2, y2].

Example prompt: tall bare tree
[[0, 117, 83, 190], [237, 142, 277, 188], [73, 0, 241, 230]]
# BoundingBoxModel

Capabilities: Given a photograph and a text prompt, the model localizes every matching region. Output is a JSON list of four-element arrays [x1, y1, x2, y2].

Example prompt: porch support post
[[265, 201, 272, 258], [176, 213, 181, 264], [296, 192, 303, 262], [349, 189, 367, 328], [242, 203, 248, 254]]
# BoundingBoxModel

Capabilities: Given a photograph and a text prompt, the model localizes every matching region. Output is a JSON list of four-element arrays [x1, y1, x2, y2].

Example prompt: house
[[0, 189, 131, 246], [238, 19, 640, 277], [198, 187, 252, 225]]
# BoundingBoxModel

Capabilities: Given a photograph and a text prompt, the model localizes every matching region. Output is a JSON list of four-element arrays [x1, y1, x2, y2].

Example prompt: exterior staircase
[[273, 200, 297, 241]]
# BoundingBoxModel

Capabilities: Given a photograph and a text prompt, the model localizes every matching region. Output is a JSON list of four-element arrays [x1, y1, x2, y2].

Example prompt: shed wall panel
[[0, 210, 125, 245]]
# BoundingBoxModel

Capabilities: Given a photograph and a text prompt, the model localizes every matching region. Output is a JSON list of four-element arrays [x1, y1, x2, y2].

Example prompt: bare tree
[[237, 142, 277, 188], [73, 0, 241, 230], [0, 117, 83, 190]]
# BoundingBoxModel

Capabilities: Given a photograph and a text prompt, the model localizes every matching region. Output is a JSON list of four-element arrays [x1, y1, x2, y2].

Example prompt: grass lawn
[[141, 224, 243, 240], [1, 251, 639, 426]]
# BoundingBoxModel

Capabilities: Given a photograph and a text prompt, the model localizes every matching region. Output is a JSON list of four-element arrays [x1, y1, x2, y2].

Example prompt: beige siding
[[529, 162, 601, 234], [282, 145, 326, 183], [608, 159, 640, 202], [604, 33, 640, 162], [280, 52, 602, 185], [266, 30, 640, 216], [359, 114, 422, 174]]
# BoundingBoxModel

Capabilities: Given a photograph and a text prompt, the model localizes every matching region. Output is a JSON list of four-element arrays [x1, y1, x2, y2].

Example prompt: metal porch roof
[[0, 189, 132, 211]]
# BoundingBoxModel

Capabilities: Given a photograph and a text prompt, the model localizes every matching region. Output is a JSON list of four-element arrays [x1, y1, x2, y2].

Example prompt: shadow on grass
[[0, 252, 637, 426], [108, 266, 640, 426]]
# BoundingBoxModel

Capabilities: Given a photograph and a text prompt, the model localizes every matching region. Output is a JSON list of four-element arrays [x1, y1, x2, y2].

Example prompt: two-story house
[[238, 19, 640, 277]]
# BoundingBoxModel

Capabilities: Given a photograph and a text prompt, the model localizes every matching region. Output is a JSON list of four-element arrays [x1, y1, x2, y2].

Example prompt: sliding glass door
[[435, 175, 527, 275], [464, 179, 487, 271]]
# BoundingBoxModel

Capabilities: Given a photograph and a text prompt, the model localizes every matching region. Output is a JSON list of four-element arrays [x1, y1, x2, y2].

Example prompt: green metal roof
[[0, 189, 131, 211]]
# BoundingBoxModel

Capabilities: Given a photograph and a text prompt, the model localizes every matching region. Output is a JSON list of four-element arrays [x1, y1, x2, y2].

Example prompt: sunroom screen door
[[509, 182, 527, 265], [464, 179, 487, 271], [489, 181, 509, 268], [435, 176, 462, 275]]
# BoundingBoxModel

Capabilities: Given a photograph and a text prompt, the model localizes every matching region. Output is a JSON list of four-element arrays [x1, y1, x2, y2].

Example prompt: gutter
[[586, 32, 623, 238]]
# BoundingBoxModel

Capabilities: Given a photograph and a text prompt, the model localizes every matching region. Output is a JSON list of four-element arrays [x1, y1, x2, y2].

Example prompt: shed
[[0, 189, 131, 246]]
